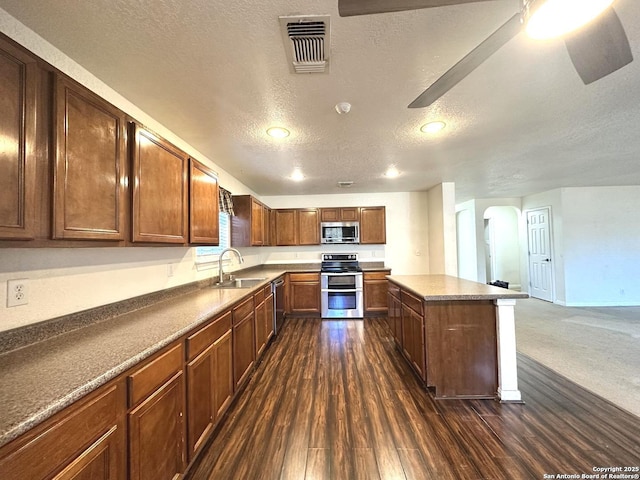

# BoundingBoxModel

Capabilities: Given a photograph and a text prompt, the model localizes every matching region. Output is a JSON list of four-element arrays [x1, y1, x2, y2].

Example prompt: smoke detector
[[279, 15, 330, 74], [335, 102, 351, 114]]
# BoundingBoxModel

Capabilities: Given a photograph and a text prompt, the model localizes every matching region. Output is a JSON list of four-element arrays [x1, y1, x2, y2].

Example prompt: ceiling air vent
[[279, 15, 330, 74], [338, 181, 354, 188]]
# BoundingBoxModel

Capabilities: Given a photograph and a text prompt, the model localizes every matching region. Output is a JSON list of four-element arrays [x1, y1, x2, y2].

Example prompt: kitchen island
[[386, 274, 528, 402]]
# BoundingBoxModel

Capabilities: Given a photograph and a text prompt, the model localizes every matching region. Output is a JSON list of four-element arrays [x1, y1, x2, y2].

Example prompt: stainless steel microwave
[[320, 222, 360, 244]]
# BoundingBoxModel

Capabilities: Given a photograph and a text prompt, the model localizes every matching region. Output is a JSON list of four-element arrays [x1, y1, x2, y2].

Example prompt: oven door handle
[[320, 272, 362, 276], [321, 289, 362, 293]]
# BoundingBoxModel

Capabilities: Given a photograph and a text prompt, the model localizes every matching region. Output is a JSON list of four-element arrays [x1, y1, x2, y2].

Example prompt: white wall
[[427, 183, 457, 275], [561, 187, 640, 306], [261, 192, 430, 275], [456, 202, 477, 281]]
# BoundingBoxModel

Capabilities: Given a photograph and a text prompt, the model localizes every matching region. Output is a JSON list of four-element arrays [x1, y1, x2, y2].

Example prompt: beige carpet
[[514, 298, 640, 417]]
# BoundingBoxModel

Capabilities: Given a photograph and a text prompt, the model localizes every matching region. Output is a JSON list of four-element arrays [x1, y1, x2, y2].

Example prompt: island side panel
[[425, 300, 498, 399]]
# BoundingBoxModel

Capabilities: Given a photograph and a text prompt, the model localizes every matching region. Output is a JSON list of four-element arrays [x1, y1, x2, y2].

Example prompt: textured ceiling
[[1, 0, 639, 200]]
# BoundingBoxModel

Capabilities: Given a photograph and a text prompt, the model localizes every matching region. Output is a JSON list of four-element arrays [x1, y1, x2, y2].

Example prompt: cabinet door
[[254, 298, 267, 358], [340, 207, 360, 222], [0, 382, 125, 480], [186, 345, 215, 461], [265, 292, 274, 341], [212, 329, 233, 418], [364, 272, 389, 315], [289, 275, 320, 314], [401, 304, 425, 381], [189, 158, 219, 244], [387, 291, 402, 343], [233, 312, 255, 389], [274, 209, 297, 246], [52, 427, 121, 480], [131, 124, 188, 244], [320, 208, 339, 222], [297, 208, 319, 245], [251, 198, 264, 246], [128, 372, 185, 480], [0, 39, 37, 240], [52, 75, 126, 240], [360, 206, 386, 244]]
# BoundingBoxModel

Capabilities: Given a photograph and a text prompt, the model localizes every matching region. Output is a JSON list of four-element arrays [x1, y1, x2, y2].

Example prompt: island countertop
[[387, 274, 529, 301]]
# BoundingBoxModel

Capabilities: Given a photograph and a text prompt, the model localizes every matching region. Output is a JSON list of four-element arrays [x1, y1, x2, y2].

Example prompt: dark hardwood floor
[[187, 317, 640, 480]]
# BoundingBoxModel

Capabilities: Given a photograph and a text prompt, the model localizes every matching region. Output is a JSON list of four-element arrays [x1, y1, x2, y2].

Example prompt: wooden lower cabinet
[[288, 273, 320, 315], [185, 311, 233, 461], [233, 296, 255, 389], [127, 344, 186, 480], [0, 289, 278, 480], [363, 271, 390, 316], [0, 381, 126, 480], [401, 300, 426, 382], [387, 284, 402, 344]]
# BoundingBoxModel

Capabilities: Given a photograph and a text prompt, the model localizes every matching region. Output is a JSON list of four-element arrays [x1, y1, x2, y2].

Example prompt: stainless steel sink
[[213, 277, 267, 289]]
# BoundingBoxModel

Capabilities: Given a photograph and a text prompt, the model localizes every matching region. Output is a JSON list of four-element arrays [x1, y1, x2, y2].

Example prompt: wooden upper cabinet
[[0, 38, 37, 240], [297, 208, 319, 245], [273, 209, 297, 246], [320, 207, 359, 223], [273, 208, 319, 246], [189, 158, 219, 245], [360, 206, 386, 244], [231, 195, 266, 247], [251, 198, 264, 246], [52, 75, 127, 240], [131, 124, 188, 244]]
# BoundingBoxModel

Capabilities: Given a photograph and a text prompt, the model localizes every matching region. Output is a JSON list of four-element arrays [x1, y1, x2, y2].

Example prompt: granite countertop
[[0, 267, 290, 448], [0, 263, 392, 448], [387, 274, 529, 301]]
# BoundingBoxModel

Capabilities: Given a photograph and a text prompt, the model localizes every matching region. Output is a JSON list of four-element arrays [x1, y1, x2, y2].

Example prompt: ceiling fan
[[338, 0, 633, 108]]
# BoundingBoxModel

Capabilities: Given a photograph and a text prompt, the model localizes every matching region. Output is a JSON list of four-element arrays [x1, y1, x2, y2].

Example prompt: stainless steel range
[[320, 253, 364, 319]]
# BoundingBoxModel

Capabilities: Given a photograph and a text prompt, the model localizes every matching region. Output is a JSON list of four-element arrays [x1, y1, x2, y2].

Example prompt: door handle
[[543, 258, 551, 262]]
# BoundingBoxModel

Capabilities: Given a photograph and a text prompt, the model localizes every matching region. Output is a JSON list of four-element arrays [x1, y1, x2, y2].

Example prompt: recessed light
[[290, 169, 304, 181], [267, 127, 290, 138], [385, 166, 400, 178], [420, 121, 446, 134]]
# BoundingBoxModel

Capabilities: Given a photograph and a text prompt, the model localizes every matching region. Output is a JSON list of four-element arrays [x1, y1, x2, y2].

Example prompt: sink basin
[[214, 277, 267, 289]]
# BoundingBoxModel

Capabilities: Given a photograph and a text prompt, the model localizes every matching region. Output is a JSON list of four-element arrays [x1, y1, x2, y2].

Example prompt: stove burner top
[[320, 253, 361, 273]]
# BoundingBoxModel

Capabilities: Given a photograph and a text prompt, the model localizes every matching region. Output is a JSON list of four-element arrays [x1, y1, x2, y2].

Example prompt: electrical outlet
[[7, 279, 29, 307], [167, 264, 174, 277]]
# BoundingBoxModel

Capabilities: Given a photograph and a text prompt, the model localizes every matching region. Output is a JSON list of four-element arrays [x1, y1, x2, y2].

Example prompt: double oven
[[320, 253, 364, 319]]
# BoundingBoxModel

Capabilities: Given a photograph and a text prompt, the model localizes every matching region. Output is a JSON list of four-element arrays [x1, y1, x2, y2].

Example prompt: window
[[195, 212, 230, 263]]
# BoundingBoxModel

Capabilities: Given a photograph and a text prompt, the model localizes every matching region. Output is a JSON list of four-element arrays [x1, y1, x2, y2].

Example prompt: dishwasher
[[272, 276, 285, 335]]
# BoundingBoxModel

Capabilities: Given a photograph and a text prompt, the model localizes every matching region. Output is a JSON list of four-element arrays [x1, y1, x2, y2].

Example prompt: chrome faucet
[[218, 248, 244, 284]]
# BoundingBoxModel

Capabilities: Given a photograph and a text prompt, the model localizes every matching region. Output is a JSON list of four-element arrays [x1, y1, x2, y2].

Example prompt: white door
[[527, 208, 553, 302]]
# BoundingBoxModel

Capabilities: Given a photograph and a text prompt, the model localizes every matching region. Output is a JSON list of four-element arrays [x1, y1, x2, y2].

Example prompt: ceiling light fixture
[[524, 0, 615, 40], [290, 169, 305, 181], [385, 166, 400, 178], [266, 127, 290, 138], [335, 102, 351, 114], [420, 121, 446, 134]]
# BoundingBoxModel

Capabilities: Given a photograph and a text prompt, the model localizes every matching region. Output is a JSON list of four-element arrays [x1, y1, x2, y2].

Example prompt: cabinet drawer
[[388, 283, 401, 299], [263, 285, 272, 298], [128, 343, 183, 406], [364, 271, 389, 280], [289, 273, 319, 282], [186, 311, 231, 361], [254, 288, 265, 305], [232, 296, 254, 325], [0, 382, 123, 480], [401, 290, 424, 315]]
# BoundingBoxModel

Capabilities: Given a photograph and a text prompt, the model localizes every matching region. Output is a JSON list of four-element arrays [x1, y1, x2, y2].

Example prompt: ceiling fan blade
[[564, 7, 633, 85], [338, 0, 494, 17], [408, 12, 522, 108]]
